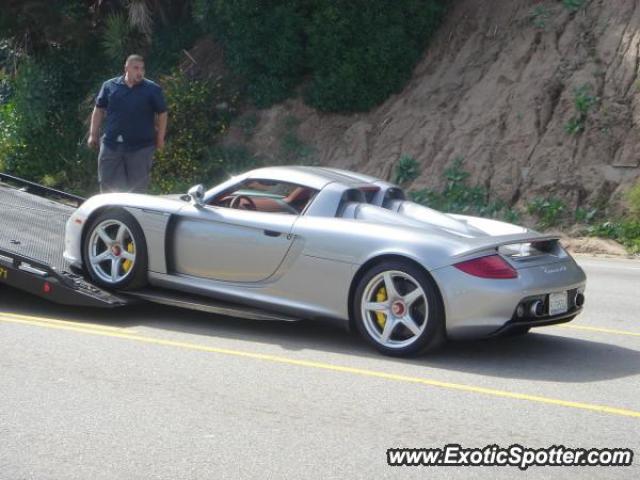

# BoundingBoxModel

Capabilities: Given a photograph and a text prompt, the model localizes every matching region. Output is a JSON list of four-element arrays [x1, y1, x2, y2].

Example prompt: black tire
[[82, 209, 148, 290], [353, 259, 445, 357]]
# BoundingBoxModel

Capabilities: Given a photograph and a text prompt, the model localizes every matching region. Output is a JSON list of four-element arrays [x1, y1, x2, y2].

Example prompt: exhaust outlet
[[574, 292, 585, 308], [529, 300, 544, 317]]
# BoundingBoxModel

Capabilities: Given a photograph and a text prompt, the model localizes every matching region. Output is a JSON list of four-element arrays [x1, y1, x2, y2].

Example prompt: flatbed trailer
[[0, 174, 128, 308], [0, 173, 300, 321]]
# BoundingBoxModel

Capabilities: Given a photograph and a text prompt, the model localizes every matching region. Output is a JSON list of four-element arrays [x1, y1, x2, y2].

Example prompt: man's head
[[124, 54, 145, 84]]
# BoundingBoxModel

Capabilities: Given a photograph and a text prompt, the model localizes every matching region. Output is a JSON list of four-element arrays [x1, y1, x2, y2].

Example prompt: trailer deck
[[0, 180, 127, 307], [0, 181, 73, 272]]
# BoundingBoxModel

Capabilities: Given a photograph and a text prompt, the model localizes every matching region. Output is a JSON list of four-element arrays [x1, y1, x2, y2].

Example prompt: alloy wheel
[[87, 219, 137, 284], [360, 270, 429, 349]]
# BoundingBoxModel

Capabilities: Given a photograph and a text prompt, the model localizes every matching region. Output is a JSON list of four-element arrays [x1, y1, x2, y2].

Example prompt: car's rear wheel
[[83, 209, 147, 290], [353, 260, 445, 356]]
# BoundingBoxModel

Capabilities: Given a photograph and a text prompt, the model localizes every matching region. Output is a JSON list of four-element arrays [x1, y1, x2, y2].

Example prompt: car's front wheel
[[353, 260, 445, 356], [83, 209, 148, 290]]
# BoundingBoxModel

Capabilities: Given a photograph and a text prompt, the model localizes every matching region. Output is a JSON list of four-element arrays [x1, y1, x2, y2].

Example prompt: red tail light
[[454, 254, 517, 279]]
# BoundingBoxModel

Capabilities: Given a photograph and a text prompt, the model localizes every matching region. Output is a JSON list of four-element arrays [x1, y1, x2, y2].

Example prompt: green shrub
[[503, 209, 521, 225], [0, 40, 18, 76], [565, 84, 597, 135], [0, 45, 106, 192], [588, 221, 640, 254], [408, 157, 513, 220], [564, 117, 583, 135], [574, 84, 597, 115], [394, 155, 420, 185], [527, 197, 566, 229], [195, 0, 306, 108], [306, 0, 445, 112], [627, 181, 640, 219], [154, 24, 200, 70], [0, 102, 20, 173], [195, 0, 446, 112], [588, 182, 640, 253], [151, 72, 231, 193], [150, 70, 245, 193], [575, 206, 598, 224], [0, 0, 94, 53]]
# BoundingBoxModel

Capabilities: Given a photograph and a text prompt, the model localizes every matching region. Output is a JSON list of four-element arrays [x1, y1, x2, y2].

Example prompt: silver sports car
[[64, 166, 586, 356]]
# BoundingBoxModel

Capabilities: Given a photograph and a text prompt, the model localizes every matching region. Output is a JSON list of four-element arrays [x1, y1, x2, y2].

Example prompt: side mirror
[[188, 184, 205, 207]]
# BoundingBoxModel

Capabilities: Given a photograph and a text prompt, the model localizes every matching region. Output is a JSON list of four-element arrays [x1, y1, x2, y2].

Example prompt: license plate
[[548, 291, 568, 316]]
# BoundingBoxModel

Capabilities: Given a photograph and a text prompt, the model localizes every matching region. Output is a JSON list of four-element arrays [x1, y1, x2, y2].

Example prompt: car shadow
[[2, 286, 639, 384]]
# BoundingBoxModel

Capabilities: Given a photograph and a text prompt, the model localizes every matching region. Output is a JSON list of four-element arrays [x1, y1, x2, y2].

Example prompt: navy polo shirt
[[96, 76, 167, 150]]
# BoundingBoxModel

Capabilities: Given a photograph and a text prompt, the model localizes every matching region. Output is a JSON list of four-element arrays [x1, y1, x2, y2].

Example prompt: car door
[[171, 203, 298, 283]]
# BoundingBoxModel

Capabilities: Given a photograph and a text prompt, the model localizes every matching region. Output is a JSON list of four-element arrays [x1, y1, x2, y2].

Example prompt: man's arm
[[88, 106, 105, 149], [155, 112, 168, 150]]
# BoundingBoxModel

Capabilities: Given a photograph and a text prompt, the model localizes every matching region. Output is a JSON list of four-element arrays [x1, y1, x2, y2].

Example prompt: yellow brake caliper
[[375, 286, 387, 329], [122, 242, 135, 273]]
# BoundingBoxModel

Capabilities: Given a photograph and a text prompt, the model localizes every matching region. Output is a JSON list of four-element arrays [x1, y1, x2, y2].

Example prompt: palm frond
[[127, 0, 153, 38], [101, 12, 131, 65]]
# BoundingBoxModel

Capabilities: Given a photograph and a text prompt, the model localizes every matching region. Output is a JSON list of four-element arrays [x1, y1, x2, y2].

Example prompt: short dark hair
[[125, 54, 145, 65]]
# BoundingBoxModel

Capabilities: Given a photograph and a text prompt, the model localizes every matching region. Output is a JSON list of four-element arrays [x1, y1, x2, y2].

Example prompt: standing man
[[88, 54, 168, 193]]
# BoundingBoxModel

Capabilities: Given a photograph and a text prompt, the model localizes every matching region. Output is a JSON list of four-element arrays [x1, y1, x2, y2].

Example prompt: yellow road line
[[0, 311, 136, 333], [556, 324, 640, 337], [1, 315, 639, 419]]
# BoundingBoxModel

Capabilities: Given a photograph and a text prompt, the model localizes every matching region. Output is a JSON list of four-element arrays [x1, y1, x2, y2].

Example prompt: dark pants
[[98, 143, 155, 193]]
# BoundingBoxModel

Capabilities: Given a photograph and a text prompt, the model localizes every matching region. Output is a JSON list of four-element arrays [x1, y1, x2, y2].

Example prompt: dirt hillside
[[230, 0, 640, 214]]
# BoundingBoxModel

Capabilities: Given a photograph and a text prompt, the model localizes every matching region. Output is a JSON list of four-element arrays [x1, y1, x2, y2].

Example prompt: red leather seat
[[284, 187, 313, 212]]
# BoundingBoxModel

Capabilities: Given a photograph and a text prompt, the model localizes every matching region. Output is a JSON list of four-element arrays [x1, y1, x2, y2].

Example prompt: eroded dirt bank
[[233, 0, 640, 216]]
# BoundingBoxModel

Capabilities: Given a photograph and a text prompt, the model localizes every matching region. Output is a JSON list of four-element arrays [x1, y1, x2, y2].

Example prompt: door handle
[[263, 230, 282, 237]]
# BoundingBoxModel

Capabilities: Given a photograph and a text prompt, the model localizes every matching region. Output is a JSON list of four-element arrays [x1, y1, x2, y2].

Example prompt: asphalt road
[[0, 255, 638, 479]]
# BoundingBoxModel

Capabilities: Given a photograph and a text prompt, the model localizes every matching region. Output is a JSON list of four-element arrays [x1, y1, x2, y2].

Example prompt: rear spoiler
[[452, 234, 561, 259]]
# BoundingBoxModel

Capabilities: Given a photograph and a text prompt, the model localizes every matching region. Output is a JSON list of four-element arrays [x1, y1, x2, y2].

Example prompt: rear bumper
[[431, 258, 587, 340], [489, 309, 580, 336]]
